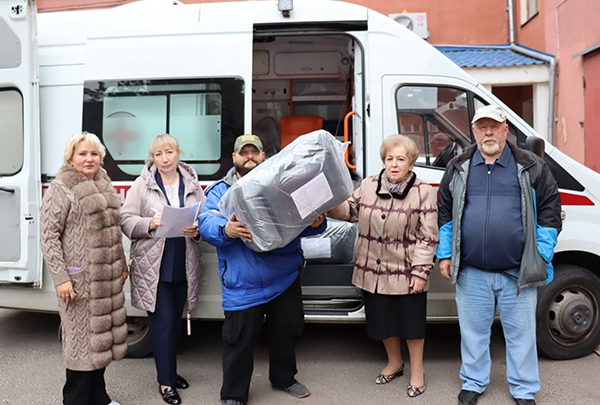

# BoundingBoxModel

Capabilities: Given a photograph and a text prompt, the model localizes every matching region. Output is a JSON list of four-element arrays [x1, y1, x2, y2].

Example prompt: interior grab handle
[[343, 110, 357, 170]]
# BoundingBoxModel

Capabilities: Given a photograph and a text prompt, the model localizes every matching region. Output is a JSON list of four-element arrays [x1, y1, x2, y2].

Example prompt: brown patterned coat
[[329, 170, 438, 295], [40, 164, 128, 370]]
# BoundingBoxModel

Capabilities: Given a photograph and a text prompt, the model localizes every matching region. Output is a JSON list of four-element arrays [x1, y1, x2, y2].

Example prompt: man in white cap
[[199, 134, 326, 405], [436, 105, 562, 405]]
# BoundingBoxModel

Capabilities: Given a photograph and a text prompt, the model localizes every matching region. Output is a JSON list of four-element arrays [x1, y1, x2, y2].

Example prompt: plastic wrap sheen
[[218, 130, 354, 252]]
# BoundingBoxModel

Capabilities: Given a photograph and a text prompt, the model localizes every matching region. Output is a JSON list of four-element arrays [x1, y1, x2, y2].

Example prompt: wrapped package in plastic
[[219, 130, 354, 252], [301, 218, 358, 264]]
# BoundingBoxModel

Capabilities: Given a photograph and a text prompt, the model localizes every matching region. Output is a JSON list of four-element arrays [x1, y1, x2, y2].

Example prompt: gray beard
[[481, 142, 500, 156]]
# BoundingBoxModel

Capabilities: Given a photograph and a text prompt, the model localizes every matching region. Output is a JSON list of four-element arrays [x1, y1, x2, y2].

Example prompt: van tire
[[126, 317, 153, 358], [536, 264, 600, 359]]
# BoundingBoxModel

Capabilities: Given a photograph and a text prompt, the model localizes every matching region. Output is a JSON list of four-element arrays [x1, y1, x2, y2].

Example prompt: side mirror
[[525, 136, 545, 159]]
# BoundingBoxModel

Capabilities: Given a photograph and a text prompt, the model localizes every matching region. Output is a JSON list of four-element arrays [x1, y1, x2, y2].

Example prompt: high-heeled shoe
[[375, 363, 404, 384], [407, 383, 425, 397]]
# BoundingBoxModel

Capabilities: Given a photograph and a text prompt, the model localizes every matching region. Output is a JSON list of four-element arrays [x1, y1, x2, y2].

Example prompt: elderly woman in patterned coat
[[328, 134, 438, 398], [40, 132, 128, 405]]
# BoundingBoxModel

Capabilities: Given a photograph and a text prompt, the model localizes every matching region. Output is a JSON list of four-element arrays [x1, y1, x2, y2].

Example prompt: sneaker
[[108, 401, 121, 405], [220, 400, 244, 405], [458, 390, 480, 405], [285, 382, 310, 398]]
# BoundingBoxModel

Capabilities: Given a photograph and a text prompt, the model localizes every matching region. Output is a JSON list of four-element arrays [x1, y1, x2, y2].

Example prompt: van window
[[83, 78, 244, 181], [396, 86, 471, 168], [0, 89, 24, 175]]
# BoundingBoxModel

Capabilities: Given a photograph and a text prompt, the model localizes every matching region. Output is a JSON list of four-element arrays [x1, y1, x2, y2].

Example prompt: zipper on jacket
[[483, 164, 493, 270]]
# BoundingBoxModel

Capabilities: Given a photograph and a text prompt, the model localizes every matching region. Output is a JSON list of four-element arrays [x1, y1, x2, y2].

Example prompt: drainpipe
[[507, 0, 556, 145]]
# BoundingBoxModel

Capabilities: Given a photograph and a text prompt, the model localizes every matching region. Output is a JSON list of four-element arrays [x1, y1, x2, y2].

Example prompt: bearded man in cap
[[436, 106, 562, 405], [199, 134, 326, 405]]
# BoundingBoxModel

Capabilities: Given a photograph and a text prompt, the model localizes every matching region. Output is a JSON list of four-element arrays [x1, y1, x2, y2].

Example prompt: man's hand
[[225, 214, 253, 242], [439, 258, 452, 281], [310, 213, 326, 229]]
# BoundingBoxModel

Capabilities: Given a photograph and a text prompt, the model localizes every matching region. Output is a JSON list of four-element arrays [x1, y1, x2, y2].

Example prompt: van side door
[[0, 0, 42, 286]]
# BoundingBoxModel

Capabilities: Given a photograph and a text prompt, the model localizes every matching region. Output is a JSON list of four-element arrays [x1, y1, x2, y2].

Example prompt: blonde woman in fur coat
[[40, 132, 128, 405]]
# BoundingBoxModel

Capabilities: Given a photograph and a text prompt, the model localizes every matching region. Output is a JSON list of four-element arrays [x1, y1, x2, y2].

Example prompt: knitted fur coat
[[40, 164, 128, 371]]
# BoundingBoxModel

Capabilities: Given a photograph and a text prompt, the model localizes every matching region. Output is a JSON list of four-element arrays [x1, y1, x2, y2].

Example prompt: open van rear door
[[0, 0, 42, 286]]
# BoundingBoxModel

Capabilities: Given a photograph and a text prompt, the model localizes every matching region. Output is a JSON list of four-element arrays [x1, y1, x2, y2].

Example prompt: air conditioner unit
[[388, 12, 429, 39]]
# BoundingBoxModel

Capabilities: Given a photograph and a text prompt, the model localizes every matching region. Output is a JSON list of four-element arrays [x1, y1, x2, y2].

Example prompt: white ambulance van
[[2, 0, 600, 360]]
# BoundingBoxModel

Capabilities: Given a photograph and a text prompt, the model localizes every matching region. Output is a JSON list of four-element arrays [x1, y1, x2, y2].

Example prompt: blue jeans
[[456, 266, 539, 399]]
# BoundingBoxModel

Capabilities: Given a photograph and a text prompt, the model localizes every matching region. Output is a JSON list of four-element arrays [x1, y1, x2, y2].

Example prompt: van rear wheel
[[126, 317, 153, 358], [536, 264, 600, 359]]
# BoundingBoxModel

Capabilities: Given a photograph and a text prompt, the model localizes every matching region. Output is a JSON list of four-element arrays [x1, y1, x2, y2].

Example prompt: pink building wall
[[517, 0, 600, 170]]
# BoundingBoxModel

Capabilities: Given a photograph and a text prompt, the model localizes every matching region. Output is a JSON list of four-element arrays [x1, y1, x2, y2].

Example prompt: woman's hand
[[182, 223, 199, 238], [410, 275, 426, 294], [122, 270, 129, 281], [148, 209, 162, 231], [56, 280, 76, 303]]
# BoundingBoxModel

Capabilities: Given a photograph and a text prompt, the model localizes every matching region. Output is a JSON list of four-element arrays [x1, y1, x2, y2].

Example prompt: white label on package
[[291, 172, 333, 219], [301, 238, 332, 259]]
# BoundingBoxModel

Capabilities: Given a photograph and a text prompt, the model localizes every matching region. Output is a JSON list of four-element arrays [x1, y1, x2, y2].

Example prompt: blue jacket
[[437, 142, 562, 290], [199, 168, 326, 311]]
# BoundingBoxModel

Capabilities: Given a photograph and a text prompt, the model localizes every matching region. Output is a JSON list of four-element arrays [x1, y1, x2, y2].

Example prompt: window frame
[[82, 77, 245, 181]]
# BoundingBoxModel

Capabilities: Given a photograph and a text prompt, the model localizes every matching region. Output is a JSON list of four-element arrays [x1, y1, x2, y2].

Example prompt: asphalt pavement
[[0, 308, 598, 405]]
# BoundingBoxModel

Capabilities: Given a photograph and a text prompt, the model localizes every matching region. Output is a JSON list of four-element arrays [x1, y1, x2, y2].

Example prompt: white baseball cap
[[471, 105, 507, 124]]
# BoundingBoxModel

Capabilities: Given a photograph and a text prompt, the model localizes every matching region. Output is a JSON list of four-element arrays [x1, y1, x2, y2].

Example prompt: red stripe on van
[[560, 192, 595, 206]]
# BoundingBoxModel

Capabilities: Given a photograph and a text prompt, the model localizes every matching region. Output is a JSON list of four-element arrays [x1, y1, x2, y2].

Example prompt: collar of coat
[[375, 169, 416, 200], [451, 141, 538, 172], [141, 161, 201, 193], [55, 164, 120, 215]]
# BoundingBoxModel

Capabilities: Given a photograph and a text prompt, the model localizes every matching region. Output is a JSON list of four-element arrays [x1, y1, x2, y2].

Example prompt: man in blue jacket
[[199, 134, 326, 405], [437, 106, 562, 405]]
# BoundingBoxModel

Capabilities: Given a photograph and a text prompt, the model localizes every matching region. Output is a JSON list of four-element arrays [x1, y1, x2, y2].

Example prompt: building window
[[521, 0, 539, 24]]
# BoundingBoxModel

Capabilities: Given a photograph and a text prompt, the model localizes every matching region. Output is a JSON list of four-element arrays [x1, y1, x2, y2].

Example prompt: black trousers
[[220, 277, 305, 403], [63, 368, 110, 405], [147, 280, 188, 387]]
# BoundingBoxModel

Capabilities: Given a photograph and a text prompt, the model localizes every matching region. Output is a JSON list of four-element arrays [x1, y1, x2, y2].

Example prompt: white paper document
[[291, 172, 334, 219], [301, 237, 332, 259], [155, 202, 201, 238]]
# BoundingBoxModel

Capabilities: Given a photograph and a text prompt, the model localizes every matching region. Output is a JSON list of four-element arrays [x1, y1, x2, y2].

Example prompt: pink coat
[[121, 162, 205, 312]]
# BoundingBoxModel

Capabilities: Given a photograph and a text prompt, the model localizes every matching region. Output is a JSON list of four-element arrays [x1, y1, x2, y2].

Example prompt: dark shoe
[[375, 363, 405, 384], [285, 382, 311, 398], [220, 400, 244, 405], [514, 399, 536, 405], [175, 375, 189, 389], [458, 389, 480, 405], [160, 386, 181, 405]]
